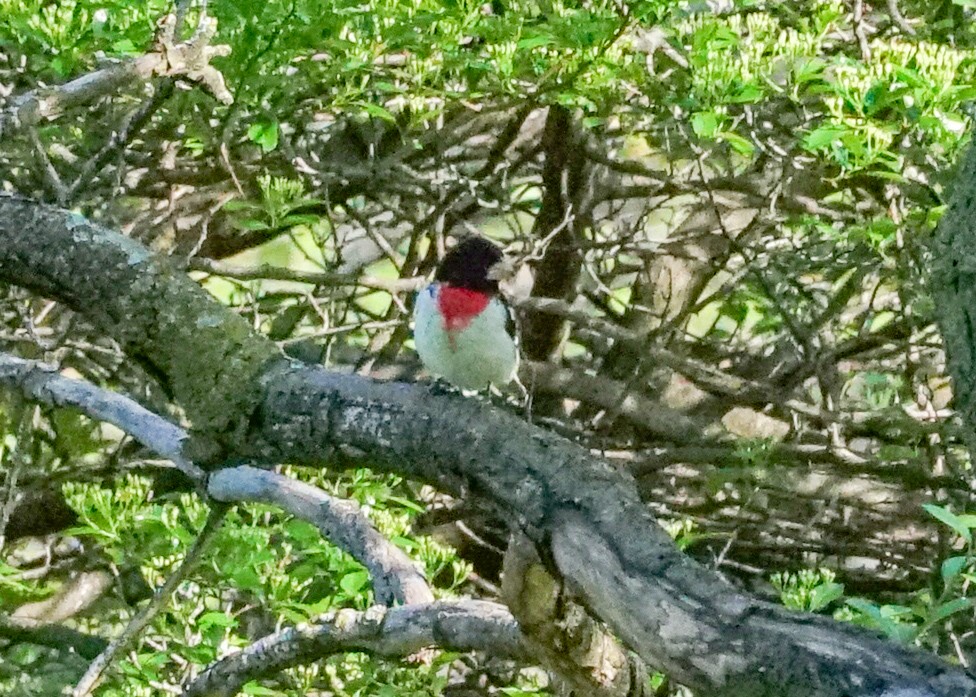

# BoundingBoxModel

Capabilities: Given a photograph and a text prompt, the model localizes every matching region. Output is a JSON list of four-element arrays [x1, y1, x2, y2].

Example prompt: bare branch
[[886, 0, 916, 35], [182, 600, 529, 697], [0, 617, 108, 661], [1, 195, 973, 697], [11, 570, 113, 627], [523, 360, 704, 441], [0, 353, 203, 483], [63, 79, 176, 204], [187, 258, 425, 294], [852, 0, 873, 61], [502, 533, 644, 697], [208, 466, 433, 606], [0, 352, 431, 607], [0, 12, 231, 139]]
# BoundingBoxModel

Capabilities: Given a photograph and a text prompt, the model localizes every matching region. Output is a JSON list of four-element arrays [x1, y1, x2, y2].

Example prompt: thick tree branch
[[0, 195, 972, 696], [522, 360, 703, 441], [181, 600, 529, 697], [11, 570, 113, 627], [0, 617, 108, 660], [0, 357, 623, 693], [933, 142, 976, 459], [0, 351, 431, 608], [520, 106, 587, 360], [502, 532, 646, 697], [0, 196, 282, 445], [0, 360, 627, 695]]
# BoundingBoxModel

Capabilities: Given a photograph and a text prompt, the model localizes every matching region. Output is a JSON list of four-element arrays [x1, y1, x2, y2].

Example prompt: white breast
[[413, 285, 518, 390]]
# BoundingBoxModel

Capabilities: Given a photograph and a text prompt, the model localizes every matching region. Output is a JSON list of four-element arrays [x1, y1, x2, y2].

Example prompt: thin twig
[[886, 0, 915, 35], [186, 257, 424, 294], [72, 504, 228, 697], [172, 0, 197, 38], [64, 79, 176, 203], [853, 0, 872, 60], [27, 126, 68, 201]]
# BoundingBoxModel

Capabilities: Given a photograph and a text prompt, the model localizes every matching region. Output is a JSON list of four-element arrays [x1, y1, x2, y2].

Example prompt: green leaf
[[955, 514, 976, 528], [280, 214, 322, 227], [845, 598, 916, 642], [517, 34, 554, 50], [393, 535, 418, 550], [360, 102, 397, 122], [923, 504, 972, 543], [247, 122, 279, 152], [110, 39, 138, 55], [866, 169, 906, 183], [50, 56, 71, 77], [197, 611, 238, 630], [718, 131, 755, 155], [385, 495, 426, 513], [235, 218, 272, 231], [804, 126, 847, 151], [893, 67, 924, 86], [808, 582, 844, 612], [929, 597, 972, 623], [339, 569, 370, 596], [232, 567, 262, 590], [793, 57, 826, 85], [942, 555, 968, 583], [845, 596, 881, 619], [729, 83, 763, 103], [691, 111, 719, 138], [221, 200, 261, 212], [284, 519, 322, 544]]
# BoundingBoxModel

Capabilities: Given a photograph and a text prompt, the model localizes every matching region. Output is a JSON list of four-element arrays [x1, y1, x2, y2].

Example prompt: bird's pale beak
[[486, 258, 516, 282]]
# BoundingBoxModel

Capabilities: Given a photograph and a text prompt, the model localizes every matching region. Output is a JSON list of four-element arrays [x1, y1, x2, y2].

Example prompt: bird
[[413, 237, 519, 391]]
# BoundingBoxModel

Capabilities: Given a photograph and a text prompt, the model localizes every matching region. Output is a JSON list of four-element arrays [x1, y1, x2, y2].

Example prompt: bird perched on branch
[[413, 237, 519, 391]]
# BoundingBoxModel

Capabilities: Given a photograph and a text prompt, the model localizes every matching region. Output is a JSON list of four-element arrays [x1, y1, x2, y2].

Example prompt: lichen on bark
[[0, 195, 281, 446]]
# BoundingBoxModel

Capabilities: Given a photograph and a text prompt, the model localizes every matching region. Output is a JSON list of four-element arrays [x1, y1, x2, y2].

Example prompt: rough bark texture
[[183, 601, 528, 697], [520, 106, 588, 361], [1, 194, 973, 696], [0, 195, 281, 448], [502, 532, 645, 697], [932, 142, 976, 458]]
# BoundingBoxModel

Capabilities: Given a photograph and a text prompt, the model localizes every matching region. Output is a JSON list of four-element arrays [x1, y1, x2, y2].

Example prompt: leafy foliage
[[771, 568, 844, 613], [53, 471, 472, 696], [4, 0, 976, 694]]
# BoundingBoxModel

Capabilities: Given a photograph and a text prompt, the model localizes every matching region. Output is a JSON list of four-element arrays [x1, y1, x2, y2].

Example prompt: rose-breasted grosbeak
[[413, 237, 519, 390]]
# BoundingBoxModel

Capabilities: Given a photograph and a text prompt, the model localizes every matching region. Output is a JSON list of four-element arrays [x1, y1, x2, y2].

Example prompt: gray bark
[[182, 600, 528, 697], [208, 466, 433, 606], [0, 194, 973, 696], [932, 142, 976, 458]]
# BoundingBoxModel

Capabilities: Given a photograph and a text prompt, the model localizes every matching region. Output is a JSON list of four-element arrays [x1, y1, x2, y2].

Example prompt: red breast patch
[[438, 286, 490, 332]]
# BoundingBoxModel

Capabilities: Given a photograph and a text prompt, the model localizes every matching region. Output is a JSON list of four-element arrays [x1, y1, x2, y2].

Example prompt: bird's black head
[[435, 237, 504, 294]]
